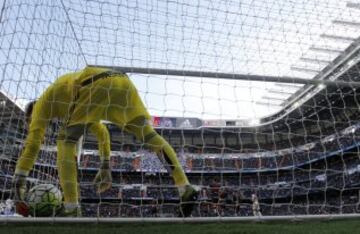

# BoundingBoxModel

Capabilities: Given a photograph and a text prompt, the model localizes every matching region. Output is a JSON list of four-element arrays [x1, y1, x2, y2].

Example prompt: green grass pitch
[[2, 219, 360, 234]]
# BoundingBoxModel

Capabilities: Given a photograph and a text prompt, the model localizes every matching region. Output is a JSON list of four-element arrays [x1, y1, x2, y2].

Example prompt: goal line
[[1, 214, 360, 224]]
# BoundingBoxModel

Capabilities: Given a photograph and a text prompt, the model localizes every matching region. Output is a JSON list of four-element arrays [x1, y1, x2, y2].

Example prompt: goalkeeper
[[13, 66, 198, 217]]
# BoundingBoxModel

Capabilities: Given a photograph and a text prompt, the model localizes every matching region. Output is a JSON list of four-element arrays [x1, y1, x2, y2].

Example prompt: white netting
[[1, 0, 360, 218]]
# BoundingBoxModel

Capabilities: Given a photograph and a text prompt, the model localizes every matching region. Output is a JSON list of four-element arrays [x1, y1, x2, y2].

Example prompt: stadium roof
[[2, 1, 360, 123], [0, 91, 23, 123], [62, 0, 360, 121]]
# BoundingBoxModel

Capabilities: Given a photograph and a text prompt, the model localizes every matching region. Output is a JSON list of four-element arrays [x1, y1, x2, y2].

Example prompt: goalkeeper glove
[[12, 174, 29, 217], [93, 160, 112, 194]]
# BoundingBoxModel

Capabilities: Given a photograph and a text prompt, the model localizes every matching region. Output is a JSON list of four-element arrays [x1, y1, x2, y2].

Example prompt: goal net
[[1, 0, 360, 219]]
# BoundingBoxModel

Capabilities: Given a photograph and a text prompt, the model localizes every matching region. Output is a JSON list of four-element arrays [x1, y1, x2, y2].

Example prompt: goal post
[[2, 0, 360, 222]]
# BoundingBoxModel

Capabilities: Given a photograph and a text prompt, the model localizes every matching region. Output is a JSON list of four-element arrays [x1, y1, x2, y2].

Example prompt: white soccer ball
[[27, 184, 63, 217]]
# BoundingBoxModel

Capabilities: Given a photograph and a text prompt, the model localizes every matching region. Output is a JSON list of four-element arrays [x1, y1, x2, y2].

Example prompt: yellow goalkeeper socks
[[125, 117, 189, 186], [146, 134, 189, 186], [56, 140, 79, 204]]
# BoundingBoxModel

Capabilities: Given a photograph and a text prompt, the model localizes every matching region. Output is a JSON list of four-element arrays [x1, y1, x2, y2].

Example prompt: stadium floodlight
[[293, 101, 301, 108], [318, 84, 326, 90], [2, 0, 360, 225]]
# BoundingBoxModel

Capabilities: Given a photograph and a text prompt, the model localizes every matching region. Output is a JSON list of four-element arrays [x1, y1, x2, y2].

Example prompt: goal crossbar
[[91, 65, 360, 87]]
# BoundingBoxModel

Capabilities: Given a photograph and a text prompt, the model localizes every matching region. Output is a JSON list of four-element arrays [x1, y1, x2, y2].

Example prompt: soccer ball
[[26, 184, 62, 217]]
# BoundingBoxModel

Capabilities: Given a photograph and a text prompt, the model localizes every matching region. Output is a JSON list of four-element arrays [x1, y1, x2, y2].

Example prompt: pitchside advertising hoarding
[[151, 116, 202, 129], [150, 116, 252, 128]]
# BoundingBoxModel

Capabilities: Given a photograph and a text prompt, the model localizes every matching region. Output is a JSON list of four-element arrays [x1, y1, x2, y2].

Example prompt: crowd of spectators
[[1, 120, 360, 217], [72, 152, 360, 206], [25, 123, 360, 174], [78, 191, 360, 217]]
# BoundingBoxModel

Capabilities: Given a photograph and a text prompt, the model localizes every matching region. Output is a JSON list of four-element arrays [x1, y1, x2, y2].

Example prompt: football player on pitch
[[13, 66, 198, 217]]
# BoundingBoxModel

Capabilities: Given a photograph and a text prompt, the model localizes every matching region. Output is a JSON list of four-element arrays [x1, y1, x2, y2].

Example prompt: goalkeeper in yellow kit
[[13, 66, 198, 217]]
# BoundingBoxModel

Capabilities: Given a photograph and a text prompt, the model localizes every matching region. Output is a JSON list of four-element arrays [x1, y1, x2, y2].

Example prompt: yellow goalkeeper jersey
[[31, 66, 150, 128], [18, 66, 150, 172]]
